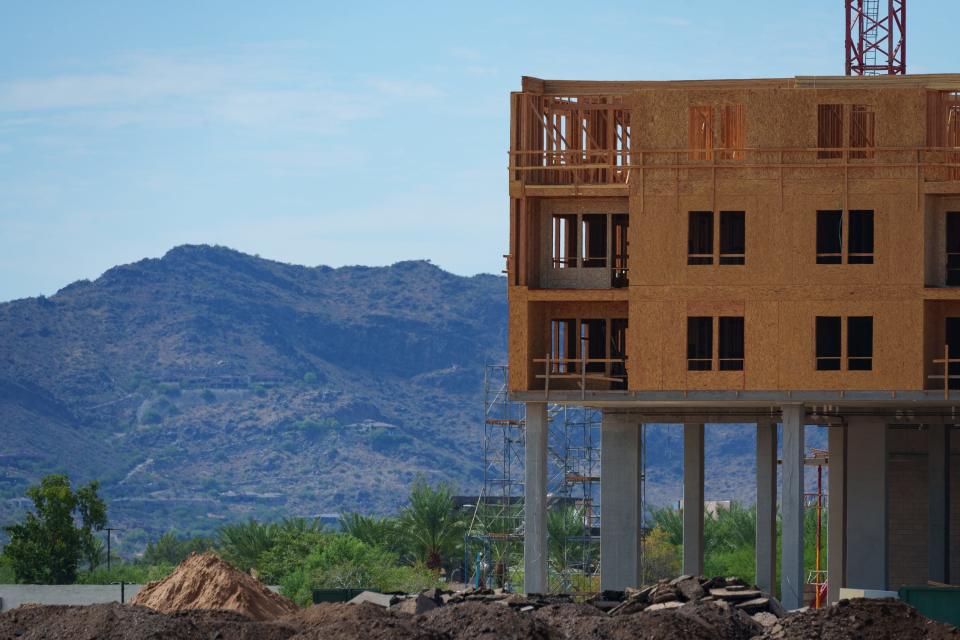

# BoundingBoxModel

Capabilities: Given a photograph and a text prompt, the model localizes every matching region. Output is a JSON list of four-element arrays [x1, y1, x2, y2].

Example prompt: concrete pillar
[[828, 424, 847, 604], [780, 404, 805, 609], [756, 420, 777, 596], [683, 423, 705, 577], [600, 412, 642, 590], [523, 402, 548, 594], [846, 417, 888, 591], [928, 423, 950, 583]]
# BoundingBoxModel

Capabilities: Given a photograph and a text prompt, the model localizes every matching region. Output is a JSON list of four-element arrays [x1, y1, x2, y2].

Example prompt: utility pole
[[104, 527, 120, 571]]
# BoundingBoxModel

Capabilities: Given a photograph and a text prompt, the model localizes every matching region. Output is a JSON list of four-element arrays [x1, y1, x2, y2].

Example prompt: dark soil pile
[[416, 601, 552, 640], [1, 586, 957, 640], [761, 598, 959, 639], [285, 602, 442, 640], [0, 603, 204, 640]]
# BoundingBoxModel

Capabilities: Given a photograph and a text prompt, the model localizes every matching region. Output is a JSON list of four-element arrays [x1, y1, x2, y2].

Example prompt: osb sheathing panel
[[629, 87, 926, 150], [508, 81, 960, 394]]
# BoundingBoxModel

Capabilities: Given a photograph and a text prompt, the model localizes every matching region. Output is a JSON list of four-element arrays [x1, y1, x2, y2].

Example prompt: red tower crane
[[845, 0, 906, 76]]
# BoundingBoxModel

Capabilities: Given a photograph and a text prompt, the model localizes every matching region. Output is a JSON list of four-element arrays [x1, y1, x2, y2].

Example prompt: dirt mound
[[0, 603, 203, 640], [417, 601, 552, 640], [171, 609, 298, 639], [761, 598, 958, 639], [285, 602, 441, 639], [131, 551, 299, 621]]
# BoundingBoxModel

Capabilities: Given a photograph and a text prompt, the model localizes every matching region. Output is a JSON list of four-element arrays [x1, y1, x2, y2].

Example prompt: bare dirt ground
[[0, 597, 955, 640]]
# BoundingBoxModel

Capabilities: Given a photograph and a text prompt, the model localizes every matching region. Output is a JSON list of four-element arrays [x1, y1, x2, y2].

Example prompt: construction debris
[[130, 552, 299, 621], [1, 579, 956, 639]]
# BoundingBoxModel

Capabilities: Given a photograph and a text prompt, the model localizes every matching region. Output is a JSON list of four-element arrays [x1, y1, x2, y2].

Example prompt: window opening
[[817, 104, 843, 159], [946, 212, 960, 286], [847, 316, 873, 371], [611, 214, 629, 288], [816, 210, 843, 264], [687, 317, 713, 371], [582, 319, 607, 373], [847, 210, 874, 264], [718, 317, 745, 371], [550, 319, 577, 373], [688, 211, 714, 265], [947, 317, 960, 390], [552, 214, 578, 269], [719, 211, 746, 265], [815, 316, 842, 371], [581, 214, 608, 268], [610, 318, 628, 390]]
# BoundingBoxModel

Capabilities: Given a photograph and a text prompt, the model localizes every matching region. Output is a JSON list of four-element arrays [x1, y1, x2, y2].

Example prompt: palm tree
[[216, 519, 279, 572], [339, 513, 407, 557], [400, 477, 464, 571]]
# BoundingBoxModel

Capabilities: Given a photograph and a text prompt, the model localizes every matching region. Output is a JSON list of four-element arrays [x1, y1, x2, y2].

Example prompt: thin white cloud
[[0, 49, 442, 134]]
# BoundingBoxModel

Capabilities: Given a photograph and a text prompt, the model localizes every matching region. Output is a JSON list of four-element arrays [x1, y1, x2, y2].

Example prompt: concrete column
[[600, 412, 642, 590], [683, 423, 705, 577], [756, 421, 777, 596], [827, 424, 847, 604], [846, 417, 888, 591], [523, 402, 548, 594], [928, 424, 950, 583], [780, 404, 805, 610]]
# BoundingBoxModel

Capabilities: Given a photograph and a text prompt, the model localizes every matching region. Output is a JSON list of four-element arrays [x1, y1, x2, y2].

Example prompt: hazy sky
[[2, 1, 959, 301]]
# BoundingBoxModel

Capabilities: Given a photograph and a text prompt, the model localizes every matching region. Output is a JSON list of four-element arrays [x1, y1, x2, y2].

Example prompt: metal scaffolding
[[468, 365, 645, 593]]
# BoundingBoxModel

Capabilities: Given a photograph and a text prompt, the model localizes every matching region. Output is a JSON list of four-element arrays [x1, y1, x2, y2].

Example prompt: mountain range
[[0, 245, 785, 553]]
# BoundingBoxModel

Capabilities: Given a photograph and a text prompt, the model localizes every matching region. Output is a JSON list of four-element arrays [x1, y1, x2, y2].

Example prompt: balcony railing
[[510, 147, 960, 186], [928, 344, 960, 399], [533, 356, 627, 397]]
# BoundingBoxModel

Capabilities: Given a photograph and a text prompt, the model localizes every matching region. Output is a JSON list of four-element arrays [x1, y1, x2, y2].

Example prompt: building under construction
[[506, 71, 960, 608]]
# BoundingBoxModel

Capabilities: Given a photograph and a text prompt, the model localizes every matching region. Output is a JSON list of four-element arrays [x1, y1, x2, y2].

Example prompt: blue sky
[[2, 1, 959, 301]]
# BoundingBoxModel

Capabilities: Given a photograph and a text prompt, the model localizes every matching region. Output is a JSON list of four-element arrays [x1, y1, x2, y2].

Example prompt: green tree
[[3, 474, 108, 584], [216, 519, 279, 572], [143, 532, 214, 566], [339, 513, 407, 557], [400, 478, 464, 570]]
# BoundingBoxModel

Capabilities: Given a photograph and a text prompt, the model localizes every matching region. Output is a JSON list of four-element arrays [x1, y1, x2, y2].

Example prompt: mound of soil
[[131, 552, 299, 621], [0, 603, 203, 640], [762, 598, 959, 639], [285, 602, 441, 639], [171, 609, 298, 640], [416, 601, 552, 640]]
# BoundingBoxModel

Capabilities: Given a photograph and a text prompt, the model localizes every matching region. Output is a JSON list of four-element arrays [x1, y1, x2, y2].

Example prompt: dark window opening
[[688, 211, 714, 265], [610, 318, 628, 390], [581, 214, 607, 268], [687, 317, 713, 371], [816, 210, 843, 264], [946, 317, 960, 390], [550, 319, 577, 373], [946, 212, 960, 286], [815, 316, 842, 371], [719, 211, 746, 265], [718, 317, 745, 371], [850, 105, 876, 159], [847, 316, 873, 371], [582, 319, 607, 373], [847, 210, 874, 264], [552, 214, 578, 269], [612, 214, 629, 288], [817, 104, 843, 159]]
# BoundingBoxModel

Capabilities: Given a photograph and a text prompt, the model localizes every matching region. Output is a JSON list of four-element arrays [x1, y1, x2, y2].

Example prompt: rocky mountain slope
[[0, 245, 775, 552]]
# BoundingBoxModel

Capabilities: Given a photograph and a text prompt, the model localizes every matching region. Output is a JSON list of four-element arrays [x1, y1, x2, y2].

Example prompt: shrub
[[302, 372, 318, 385], [201, 389, 217, 403]]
